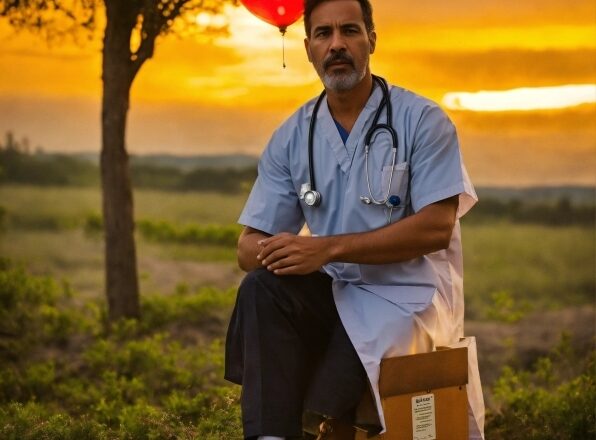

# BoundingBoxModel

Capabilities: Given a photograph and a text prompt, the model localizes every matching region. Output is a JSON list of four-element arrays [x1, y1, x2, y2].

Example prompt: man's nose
[[329, 30, 347, 52]]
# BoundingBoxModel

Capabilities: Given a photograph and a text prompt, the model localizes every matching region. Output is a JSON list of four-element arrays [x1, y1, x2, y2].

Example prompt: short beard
[[317, 52, 368, 92], [322, 68, 365, 92]]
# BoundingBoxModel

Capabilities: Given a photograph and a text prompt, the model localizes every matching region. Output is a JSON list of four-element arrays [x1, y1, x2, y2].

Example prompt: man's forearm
[[237, 227, 271, 272], [324, 201, 455, 265], [258, 196, 459, 275]]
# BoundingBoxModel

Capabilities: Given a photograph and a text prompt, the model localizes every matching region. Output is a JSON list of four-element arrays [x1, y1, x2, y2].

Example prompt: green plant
[[486, 336, 596, 439], [0, 262, 243, 439], [0, 262, 82, 361], [485, 290, 532, 323], [0, 205, 6, 231], [84, 212, 103, 237], [137, 220, 242, 247]]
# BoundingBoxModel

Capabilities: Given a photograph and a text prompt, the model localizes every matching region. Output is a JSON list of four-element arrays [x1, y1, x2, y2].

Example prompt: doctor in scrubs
[[224, 0, 484, 439]]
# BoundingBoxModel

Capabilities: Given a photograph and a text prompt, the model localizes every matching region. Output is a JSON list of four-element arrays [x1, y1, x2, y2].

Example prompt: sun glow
[[193, 11, 227, 28], [443, 84, 596, 112]]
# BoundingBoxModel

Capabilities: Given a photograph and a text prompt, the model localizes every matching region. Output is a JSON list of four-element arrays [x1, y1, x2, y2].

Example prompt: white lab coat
[[238, 83, 485, 438]]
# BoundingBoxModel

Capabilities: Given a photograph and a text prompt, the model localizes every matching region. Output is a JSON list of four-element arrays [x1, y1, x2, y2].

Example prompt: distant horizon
[[3, 144, 595, 190]]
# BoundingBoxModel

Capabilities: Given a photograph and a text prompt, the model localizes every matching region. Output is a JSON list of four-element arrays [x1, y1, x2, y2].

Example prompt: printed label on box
[[411, 393, 436, 440]]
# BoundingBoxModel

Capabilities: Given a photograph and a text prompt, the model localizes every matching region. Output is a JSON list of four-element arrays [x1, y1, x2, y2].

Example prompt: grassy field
[[1, 184, 593, 320], [0, 185, 245, 297], [0, 185, 245, 226], [1, 184, 594, 438], [463, 222, 594, 319]]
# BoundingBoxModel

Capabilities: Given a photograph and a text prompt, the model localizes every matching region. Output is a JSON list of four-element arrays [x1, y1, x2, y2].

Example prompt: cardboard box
[[356, 347, 469, 440]]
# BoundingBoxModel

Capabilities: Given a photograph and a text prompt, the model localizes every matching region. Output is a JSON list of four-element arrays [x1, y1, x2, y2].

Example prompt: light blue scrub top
[[239, 83, 476, 288], [238, 83, 483, 437]]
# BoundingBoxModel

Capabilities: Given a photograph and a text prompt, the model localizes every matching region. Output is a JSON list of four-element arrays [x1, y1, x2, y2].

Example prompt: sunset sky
[[0, 0, 595, 186]]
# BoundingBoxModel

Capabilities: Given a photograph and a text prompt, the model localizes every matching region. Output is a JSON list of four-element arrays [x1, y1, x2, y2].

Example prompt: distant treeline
[[1, 133, 594, 226], [0, 133, 257, 193]]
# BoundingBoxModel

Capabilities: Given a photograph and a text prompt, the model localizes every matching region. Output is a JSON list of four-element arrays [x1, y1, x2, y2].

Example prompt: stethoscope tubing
[[308, 89, 327, 203], [306, 75, 399, 208]]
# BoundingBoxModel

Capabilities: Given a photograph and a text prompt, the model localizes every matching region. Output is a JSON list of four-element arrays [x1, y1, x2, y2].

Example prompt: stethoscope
[[300, 75, 404, 219]]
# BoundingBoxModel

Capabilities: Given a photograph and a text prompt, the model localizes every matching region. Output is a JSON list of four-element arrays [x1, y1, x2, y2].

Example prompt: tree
[[0, 0, 233, 320]]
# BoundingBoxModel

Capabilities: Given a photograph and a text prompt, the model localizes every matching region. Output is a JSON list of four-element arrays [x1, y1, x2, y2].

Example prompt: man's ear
[[304, 38, 313, 62], [369, 31, 377, 54]]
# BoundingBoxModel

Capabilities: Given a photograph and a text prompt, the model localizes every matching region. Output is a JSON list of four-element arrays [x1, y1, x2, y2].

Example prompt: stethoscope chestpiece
[[303, 190, 322, 207], [300, 182, 321, 207]]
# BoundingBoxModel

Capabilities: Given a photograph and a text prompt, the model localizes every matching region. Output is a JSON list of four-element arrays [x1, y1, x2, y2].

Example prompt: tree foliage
[[0, 0, 230, 45], [0, 0, 98, 40]]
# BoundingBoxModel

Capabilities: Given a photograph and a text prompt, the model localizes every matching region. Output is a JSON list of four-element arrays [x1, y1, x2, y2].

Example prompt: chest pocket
[[381, 161, 409, 208]]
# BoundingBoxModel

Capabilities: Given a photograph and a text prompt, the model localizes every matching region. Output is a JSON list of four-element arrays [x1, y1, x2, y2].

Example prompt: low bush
[[141, 286, 237, 332], [486, 335, 595, 439], [0, 261, 242, 439], [0, 262, 88, 362], [82, 214, 242, 247], [0, 205, 6, 231], [137, 220, 242, 247], [2, 261, 594, 439]]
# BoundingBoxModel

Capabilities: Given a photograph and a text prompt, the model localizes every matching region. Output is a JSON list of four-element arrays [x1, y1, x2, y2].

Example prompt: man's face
[[304, 0, 376, 93]]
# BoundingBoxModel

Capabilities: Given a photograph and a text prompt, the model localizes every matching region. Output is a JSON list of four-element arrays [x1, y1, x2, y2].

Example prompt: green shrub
[[83, 212, 103, 237], [0, 262, 242, 439], [7, 213, 82, 230], [0, 262, 83, 361], [0, 205, 6, 231], [485, 290, 532, 323], [140, 286, 236, 332], [486, 337, 596, 439], [0, 402, 109, 440], [80, 215, 242, 247], [137, 220, 242, 247]]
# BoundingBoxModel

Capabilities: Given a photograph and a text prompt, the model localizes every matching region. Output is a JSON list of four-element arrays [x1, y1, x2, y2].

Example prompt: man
[[225, 1, 484, 439]]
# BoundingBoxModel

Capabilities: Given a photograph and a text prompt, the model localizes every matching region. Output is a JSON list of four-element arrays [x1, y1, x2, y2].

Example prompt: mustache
[[323, 52, 355, 70]]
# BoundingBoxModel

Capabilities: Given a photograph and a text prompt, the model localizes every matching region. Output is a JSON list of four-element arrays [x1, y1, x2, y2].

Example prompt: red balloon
[[240, 0, 304, 33]]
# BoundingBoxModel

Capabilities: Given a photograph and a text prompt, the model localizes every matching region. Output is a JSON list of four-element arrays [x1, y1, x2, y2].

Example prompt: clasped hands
[[257, 232, 332, 275]]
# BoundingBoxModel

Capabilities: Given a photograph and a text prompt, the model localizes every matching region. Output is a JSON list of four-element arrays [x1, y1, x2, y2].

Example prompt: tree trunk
[[100, 1, 140, 320]]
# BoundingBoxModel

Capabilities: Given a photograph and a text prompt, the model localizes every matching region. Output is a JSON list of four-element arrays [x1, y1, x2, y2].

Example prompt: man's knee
[[236, 268, 282, 311], [236, 269, 333, 320]]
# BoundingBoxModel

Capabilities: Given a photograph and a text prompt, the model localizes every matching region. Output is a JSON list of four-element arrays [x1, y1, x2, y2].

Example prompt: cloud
[[373, 49, 596, 101], [451, 105, 596, 186], [374, 0, 596, 27], [443, 85, 596, 111]]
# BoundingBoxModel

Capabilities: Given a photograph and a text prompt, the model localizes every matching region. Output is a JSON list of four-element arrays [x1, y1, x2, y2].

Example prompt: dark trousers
[[225, 268, 367, 439]]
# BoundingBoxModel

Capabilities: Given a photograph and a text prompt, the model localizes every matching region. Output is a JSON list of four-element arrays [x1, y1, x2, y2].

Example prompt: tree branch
[[131, 0, 192, 75]]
